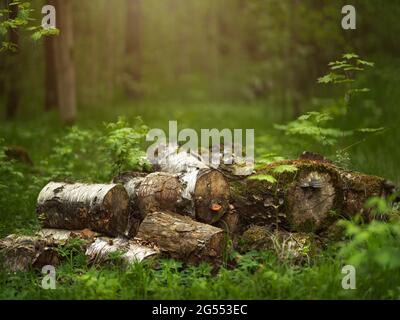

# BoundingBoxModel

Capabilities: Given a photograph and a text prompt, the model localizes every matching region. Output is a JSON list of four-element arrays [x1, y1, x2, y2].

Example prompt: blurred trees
[[1, 0, 400, 121], [124, 0, 142, 98]]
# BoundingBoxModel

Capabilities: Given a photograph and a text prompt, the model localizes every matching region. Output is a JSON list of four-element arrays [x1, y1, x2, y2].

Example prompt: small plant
[[275, 53, 384, 168], [102, 117, 150, 176]]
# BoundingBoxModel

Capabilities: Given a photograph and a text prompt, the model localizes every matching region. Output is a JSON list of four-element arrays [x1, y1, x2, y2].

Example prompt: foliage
[[275, 53, 386, 168], [0, 0, 57, 52], [102, 117, 150, 176], [338, 197, 400, 298]]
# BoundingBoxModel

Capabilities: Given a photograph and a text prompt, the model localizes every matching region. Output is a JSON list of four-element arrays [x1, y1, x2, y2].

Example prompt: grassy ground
[[0, 96, 399, 300]]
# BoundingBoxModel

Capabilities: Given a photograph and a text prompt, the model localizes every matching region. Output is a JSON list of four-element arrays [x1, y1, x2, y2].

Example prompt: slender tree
[[124, 0, 142, 98], [52, 0, 76, 123]]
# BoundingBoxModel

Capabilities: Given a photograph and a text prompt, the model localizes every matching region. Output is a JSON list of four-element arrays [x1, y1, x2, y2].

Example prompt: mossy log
[[230, 159, 395, 233], [136, 211, 226, 265], [0, 229, 159, 272], [36, 182, 135, 237], [115, 171, 230, 225]]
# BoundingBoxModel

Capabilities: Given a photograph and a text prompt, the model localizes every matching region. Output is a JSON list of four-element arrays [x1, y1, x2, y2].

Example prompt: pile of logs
[[0, 150, 397, 271]]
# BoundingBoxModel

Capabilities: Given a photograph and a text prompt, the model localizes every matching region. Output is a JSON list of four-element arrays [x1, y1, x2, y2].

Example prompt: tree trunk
[[44, 23, 58, 110], [230, 159, 395, 234], [136, 211, 226, 266], [52, 0, 76, 123], [36, 182, 136, 237], [124, 0, 142, 97], [5, 1, 20, 119]]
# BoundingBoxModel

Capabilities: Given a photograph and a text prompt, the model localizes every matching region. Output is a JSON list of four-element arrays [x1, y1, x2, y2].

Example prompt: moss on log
[[230, 159, 394, 233]]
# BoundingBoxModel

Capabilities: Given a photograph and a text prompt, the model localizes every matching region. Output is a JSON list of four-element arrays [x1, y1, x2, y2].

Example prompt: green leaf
[[272, 164, 298, 174], [343, 53, 359, 60], [248, 174, 277, 184], [357, 127, 385, 133]]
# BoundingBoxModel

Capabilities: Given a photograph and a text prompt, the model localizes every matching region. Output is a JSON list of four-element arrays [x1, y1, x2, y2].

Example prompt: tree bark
[[52, 0, 76, 123], [36, 182, 136, 237], [136, 211, 226, 265]]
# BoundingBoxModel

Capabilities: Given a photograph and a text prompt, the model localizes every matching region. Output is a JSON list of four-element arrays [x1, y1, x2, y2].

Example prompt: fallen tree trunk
[[230, 159, 395, 233], [0, 229, 159, 272], [36, 182, 135, 237], [136, 211, 226, 265]]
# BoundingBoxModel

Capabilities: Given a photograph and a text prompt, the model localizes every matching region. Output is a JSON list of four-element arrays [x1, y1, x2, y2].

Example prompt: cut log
[[36, 182, 134, 237], [136, 211, 226, 265], [0, 234, 61, 272], [112, 173, 146, 235], [38, 228, 159, 265], [86, 238, 158, 266], [0, 229, 159, 272], [117, 171, 230, 225], [230, 159, 395, 233]]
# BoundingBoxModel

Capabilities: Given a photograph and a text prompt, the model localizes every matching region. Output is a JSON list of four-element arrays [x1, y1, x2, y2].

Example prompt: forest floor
[[0, 99, 399, 299]]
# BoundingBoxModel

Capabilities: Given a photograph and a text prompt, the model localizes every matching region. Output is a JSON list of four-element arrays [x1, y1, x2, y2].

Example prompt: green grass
[[0, 96, 399, 300]]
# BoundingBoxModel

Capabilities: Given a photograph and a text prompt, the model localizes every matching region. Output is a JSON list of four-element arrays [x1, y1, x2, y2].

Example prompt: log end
[[194, 169, 230, 224]]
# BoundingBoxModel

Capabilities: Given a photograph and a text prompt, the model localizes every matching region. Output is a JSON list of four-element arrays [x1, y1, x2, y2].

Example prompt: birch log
[[136, 211, 226, 265], [37, 182, 133, 237], [0, 229, 159, 272], [145, 149, 231, 223], [114, 171, 230, 225], [0, 234, 61, 272]]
